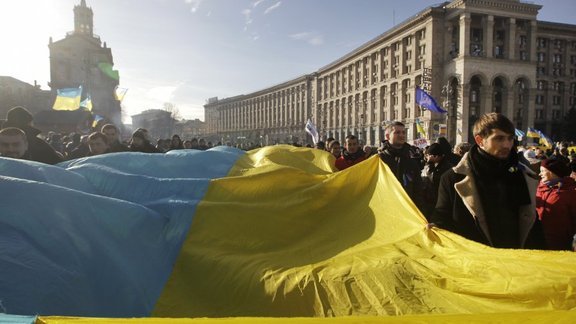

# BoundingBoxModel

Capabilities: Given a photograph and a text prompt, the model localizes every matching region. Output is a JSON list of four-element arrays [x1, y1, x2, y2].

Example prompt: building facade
[[204, 0, 576, 146], [0, 77, 52, 119], [49, 0, 122, 127], [205, 75, 314, 146], [131, 109, 177, 141]]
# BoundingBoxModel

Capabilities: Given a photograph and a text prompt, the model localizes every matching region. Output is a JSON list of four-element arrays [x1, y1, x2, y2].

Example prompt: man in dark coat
[[378, 121, 427, 217], [430, 113, 545, 249], [101, 123, 129, 153], [2, 106, 62, 164], [0, 127, 31, 160]]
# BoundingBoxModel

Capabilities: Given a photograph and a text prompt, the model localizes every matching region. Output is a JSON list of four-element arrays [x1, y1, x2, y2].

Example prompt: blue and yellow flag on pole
[[415, 86, 447, 113], [526, 127, 540, 138], [527, 127, 553, 148], [415, 118, 427, 138], [115, 87, 128, 102], [537, 129, 553, 148], [53, 86, 82, 111], [0, 146, 575, 323], [92, 114, 104, 128], [80, 94, 93, 111]]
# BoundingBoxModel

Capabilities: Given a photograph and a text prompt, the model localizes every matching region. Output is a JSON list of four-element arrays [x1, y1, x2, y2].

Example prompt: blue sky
[[1, 0, 574, 123]]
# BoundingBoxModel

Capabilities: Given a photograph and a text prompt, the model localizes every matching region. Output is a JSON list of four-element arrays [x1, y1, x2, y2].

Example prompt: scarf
[[343, 148, 365, 161], [468, 144, 532, 247], [468, 144, 531, 207]]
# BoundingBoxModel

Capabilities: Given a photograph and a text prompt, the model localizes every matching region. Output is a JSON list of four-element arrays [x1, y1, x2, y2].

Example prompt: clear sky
[[1, 0, 574, 123]]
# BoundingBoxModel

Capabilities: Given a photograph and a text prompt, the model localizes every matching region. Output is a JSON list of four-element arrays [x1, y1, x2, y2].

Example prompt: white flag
[[305, 119, 319, 144]]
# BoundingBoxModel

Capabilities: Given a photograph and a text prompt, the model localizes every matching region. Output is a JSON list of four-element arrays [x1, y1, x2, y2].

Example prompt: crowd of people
[[1, 106, 575, 252], [323, 113, 576, 252], [0, 106, 215, 163]]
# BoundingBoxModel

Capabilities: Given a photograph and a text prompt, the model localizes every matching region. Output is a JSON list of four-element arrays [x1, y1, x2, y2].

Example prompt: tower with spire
[[74, 0, 94, 36], [48, 0, 122, 128]]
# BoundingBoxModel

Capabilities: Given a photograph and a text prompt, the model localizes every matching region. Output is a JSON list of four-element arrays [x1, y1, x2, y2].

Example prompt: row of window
[[537, 38, 576, 50], [534, 95, 576, 105], [536, 81, 576, 93], [535, 109, 563, 120], [317, 30, 426, 101], [537, 53, 576, 64]]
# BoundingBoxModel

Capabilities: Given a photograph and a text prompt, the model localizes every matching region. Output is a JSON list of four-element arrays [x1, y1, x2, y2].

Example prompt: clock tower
[[48, 0, 122, 127]]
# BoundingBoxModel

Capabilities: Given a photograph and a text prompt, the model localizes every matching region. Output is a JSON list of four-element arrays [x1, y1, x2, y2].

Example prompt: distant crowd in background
[[1, 106, 575, 252], [0, 106, 218, 163]]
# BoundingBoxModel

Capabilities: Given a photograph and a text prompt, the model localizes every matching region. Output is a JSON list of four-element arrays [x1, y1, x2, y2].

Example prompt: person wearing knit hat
[[129, 128, 161, 153], [536, 157, 576, 250], [2, 106, 62, 164], [540, 158, 571, 179], [425, 143, 444, 157], [5, 106, 33, 127]]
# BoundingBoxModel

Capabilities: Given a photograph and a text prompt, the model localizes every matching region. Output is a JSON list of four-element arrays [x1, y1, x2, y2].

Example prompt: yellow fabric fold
[[153, 146, 576, 318]]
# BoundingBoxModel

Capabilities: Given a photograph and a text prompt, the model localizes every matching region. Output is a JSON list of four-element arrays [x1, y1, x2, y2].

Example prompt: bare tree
[[163, 102, 181, 121]]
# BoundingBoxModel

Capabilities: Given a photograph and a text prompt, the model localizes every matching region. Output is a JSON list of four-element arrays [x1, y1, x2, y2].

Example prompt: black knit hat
[[541, 158, 571, 177], [6, 106, 33, 126], [426, 143, 444, 156]]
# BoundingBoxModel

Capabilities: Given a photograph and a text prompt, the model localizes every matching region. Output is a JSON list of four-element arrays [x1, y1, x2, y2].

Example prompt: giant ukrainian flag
[[0, 146, 574, 323]]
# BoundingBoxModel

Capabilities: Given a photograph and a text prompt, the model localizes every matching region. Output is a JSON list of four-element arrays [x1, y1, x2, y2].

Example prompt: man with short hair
[[87, 132, 110, 156], [378, 121, 426, 215], [430, 113, 545, 249], [328, 140, 342, 159], [2, 106, 62, 164], [335, 134, 366, 170], [101, 123, 129, 153], [0, 127, 29, 160]]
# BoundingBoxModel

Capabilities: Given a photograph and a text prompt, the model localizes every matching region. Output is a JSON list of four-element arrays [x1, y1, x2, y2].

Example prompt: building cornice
[[205, 74, 313, 107], [317, 4, 448, 74], [445, 0, 541, 19], [536, 20, 576, 34]]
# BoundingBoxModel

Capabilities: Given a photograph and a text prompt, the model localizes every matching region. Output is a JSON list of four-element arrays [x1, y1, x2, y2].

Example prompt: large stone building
[[204, 0, 576, 146], [48, 0, 122, 127], [0, 77, 52, 119]]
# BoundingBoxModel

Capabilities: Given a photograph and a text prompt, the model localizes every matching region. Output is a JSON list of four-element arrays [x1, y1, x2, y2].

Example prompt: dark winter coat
[[422, 157, 454, 217], [6, 124, 62, 164], [431, 151, 545, 249], [378, 142, 427, 216]]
